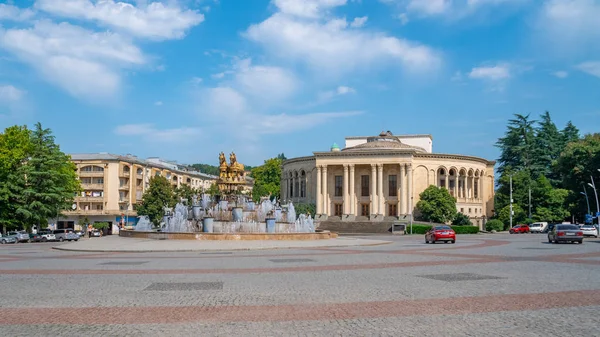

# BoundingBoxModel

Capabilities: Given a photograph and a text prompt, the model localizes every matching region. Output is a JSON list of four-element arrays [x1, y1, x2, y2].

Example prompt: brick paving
[[1, 233, 600, 336]]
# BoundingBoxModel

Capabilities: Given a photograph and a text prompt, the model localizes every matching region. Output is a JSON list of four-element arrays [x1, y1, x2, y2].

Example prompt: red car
[[509, 224, 530, 234], [425, 225, 456, 244]]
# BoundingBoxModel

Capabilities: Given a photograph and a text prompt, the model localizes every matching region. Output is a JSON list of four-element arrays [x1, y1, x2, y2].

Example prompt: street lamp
[[580, 188, 591, 216], [588, 175, 599, 229]]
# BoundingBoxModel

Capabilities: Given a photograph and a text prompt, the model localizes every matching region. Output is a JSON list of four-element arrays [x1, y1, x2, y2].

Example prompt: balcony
[[119, 184, 130, 191], [119, 197, 130, 203], [120, 170, 130, 177], [76, 196, 104, 202], [81, 183, 104, 190], [65, 209, 108, 215], [79, 171, 104, 177]]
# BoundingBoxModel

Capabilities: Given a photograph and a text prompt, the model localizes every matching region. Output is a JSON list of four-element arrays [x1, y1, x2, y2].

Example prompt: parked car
[[543, 224, 556, 234], [547, 224, 583, 244], [580, 225, 598, 238], [509, 225, 530, 234], [0, 233, 17, 244], [52, 228, 77, 242], [529, 222, 548, 233], [89, 230, 101, 237], [29, 233, 43, 242], [8, 231, 30, 243], [37, 230, 56, 242], [425, 225, 456, 244]]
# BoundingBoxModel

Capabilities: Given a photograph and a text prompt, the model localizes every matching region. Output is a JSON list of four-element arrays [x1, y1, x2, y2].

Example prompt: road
[[1, 233, 599, 336]]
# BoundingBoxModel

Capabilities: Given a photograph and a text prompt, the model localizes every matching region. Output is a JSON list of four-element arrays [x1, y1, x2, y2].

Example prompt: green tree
[[137, 176, 176, 226], [175, 184, 197, 205], [13, 123, 80, 232], [189, 163, 220, 176], [495, 113, 536, 175], [485, 219, 504, 232], [532, 111, 563, 183], [497, 204, 526, 229], [206, 182, 220, 196], [251, 157, 283, 202], [451, 213, 473, 226], [556, 133, 600, 219], [415, 185, 457, 223], [294, 203, 316, 217], [530, 175, 569, 223], [561, 121, 580, 147], [0, 125, 32, 233]]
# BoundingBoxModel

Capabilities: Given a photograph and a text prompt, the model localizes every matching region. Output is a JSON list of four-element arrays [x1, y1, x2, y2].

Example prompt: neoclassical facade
[[281, 132, 496, 229]]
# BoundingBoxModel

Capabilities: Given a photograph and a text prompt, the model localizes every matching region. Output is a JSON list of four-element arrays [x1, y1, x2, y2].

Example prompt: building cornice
[[282, 156, 316, 165], [345, 134, 433, 140], [414, 153, 496, 166]]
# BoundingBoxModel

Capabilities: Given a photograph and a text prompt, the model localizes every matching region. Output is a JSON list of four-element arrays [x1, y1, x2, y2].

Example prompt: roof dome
[[331, 142, 341, 152], [342, 132, 426, 153]]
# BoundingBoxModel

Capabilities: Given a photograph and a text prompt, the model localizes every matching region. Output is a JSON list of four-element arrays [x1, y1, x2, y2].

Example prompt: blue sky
[[0, 0, 599, 167]]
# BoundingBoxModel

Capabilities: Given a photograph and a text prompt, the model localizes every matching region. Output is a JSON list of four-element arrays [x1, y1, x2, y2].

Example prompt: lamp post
[[588, 175, 599, 229], [509, 175, 513, 228], [580, 187, 591, 216]]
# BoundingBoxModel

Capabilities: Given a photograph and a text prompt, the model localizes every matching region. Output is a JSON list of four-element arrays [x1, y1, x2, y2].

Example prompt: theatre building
[[281, 131, 495, 231]]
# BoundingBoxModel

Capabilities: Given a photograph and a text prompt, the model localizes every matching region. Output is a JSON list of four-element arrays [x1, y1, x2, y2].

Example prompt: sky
[[0, 0, 599, 167]]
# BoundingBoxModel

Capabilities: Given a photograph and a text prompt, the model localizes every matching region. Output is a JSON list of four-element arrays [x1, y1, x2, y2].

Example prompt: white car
[[580, 225, 598, 238], [529, 222, 548, 233]]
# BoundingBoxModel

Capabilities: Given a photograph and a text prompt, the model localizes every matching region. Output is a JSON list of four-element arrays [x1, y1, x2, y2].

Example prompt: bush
[[451, 213, 473, 226], [294, 203, 316, 217], [405, 224, 432, 234], [452, 225, 479, 234], [485, 219, 504, 232], [92, 222, 109, 230]]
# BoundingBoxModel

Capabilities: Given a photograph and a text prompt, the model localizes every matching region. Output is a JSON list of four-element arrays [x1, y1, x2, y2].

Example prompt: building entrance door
[[361, 204, 370, 216], [388, 204, 397, 217]]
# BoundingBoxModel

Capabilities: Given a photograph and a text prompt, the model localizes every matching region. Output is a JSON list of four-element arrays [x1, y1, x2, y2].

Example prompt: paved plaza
[[1, 233, 600, 336]]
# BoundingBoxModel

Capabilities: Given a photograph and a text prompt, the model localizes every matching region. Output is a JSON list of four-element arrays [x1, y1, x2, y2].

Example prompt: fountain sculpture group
[[132, 152, 316, 236], [135, 194, 315, 234]]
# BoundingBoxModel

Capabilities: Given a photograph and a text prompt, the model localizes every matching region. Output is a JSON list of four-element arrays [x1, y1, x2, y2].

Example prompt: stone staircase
[[316, 220, 407, 234]]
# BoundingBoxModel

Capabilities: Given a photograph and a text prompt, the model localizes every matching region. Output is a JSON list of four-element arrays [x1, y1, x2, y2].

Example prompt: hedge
[[485, 219, 504, 232], [452, 225, 479, 234], [405, 224, 479, 234]]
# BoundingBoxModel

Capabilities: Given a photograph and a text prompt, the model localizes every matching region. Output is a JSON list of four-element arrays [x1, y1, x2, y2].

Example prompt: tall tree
[[561, 121, 580, 147], [251, 157, 283, 202], [415, 185, 457, 223], [495, 114, 536, 174], [137, 176, 177, 226], [14, 123, 80, 231], [175, 184, 198, 205], [0, 126, 31, 233], [532, 111, 562, 182]]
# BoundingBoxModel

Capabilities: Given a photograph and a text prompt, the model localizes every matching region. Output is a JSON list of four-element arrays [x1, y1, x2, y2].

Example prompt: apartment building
[[58, 153, 219, 232]]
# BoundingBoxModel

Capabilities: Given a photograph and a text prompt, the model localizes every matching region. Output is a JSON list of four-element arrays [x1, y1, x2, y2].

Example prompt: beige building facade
[[59, 154, 219, 231], [281, 132, 496, 230]]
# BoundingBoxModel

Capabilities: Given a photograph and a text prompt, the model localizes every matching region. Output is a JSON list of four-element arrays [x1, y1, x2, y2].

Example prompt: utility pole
[[509, 175, 513, 228], [589, 175, 599, 230], [581, 185, 591, 216], [528, 186, 532, 219]]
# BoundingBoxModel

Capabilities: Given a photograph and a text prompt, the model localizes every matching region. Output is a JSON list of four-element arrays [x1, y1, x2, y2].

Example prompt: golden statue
[[217, 151, 248, 193]]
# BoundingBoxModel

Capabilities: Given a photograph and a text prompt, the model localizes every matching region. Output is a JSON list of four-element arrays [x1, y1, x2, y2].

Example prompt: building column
[[371, 164, 377, 216], [349, 164, 355, 216], [407, 164, 413, 216], [397, 164, 403, 215], [343, 165, 349, 215], [470, 176, 475, 199], [322, 166, 328, 216], [316, 167, 322, 214], [306, 174, 311, 201], [377, 164, 384, 215], [445, 173, 449, 189]]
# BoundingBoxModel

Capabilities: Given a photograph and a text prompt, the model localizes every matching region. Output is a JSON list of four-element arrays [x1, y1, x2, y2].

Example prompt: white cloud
[[382, 0, 526, 20], [114, 123, 202, 142], [35, 0, 204, 40], [154, 101, 163, 106], [245, 12, 441, 77], [318, 85, 356, 101], [397, 13, 409, 25], [468, 64, 511, 80], [553, 70, 569, 78], [0, 3, 35, 21], [0, 85, 25, 102], [538, 0, 600, 51], [576, 61, 600, 78], [190, 77, 203, 85], [232, 59, 298, 103], [350, 16, 368, 28], [0, 20, 145, 98], [272, 0, 347, 18]]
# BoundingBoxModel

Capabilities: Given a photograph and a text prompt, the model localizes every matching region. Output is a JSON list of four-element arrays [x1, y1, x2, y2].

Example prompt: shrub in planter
[[485, 219, 504, 232], [451, 213, 473, 227], [405, 224, 432, 234], [451, 225, 479, 234]]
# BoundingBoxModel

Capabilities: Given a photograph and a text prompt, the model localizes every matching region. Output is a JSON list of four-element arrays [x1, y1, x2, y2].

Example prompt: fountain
[[121, 152, 332, 241]]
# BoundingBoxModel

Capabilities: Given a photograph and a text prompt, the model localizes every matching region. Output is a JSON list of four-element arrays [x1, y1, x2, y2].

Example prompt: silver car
[[547, 224, 583, 244], [8, 231, 30, 243], [0, 233, 17, 244]]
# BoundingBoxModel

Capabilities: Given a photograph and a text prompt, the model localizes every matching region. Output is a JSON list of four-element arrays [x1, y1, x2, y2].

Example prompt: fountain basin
[[120, 229, 336, 240]]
